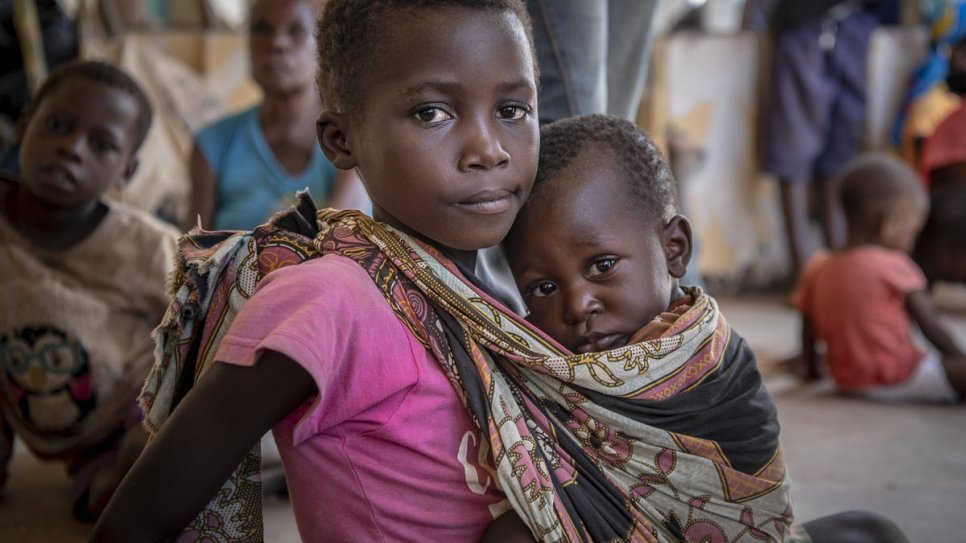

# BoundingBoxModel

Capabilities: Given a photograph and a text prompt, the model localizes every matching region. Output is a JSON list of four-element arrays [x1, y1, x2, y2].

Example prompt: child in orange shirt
[[791, 153, 965, 402]]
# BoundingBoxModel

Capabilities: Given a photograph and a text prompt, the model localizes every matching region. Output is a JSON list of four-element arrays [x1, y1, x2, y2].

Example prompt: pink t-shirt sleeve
[[214, 255, 423, 444]]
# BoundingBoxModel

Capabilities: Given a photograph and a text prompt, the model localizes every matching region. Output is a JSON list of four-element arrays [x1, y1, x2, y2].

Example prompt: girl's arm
[[327, 168, 371, 212], [907, 290, 964, 356], [89, 351, 316, 542], [188, 143, 218, 230]]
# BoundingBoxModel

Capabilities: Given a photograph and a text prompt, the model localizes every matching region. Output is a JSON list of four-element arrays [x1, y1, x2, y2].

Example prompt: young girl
[[189, 0, 368, 231], [93, 1, 538, 541], [791, 153, 966, 403]]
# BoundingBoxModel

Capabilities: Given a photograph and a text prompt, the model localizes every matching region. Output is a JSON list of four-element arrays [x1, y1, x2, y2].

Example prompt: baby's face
[[506, 151, 677, 353]]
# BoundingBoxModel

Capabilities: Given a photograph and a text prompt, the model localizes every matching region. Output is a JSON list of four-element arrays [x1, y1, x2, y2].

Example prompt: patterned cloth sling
[[140, 195, 323, 542], [140, 196, 798, 542], [314, 209, 796, 543]]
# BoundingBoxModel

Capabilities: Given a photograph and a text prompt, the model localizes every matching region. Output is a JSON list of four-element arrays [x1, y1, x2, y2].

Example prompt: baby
[[504, 114, 782, 477]]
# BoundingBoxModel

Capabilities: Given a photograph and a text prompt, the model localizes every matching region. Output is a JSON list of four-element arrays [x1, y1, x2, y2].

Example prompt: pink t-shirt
[[792, 246, 928, 390], [215, 255, 507, 542]]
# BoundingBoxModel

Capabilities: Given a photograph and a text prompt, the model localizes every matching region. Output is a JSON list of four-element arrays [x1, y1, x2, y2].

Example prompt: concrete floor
[[1, 295, 963, 542]]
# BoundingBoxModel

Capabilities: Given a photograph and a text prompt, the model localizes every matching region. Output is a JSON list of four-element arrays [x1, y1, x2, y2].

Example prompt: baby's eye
[[413, 107, 452, 124], [497, 104, 529, 121], [588, 258, 617, 277], [528, 281, 557, 298]]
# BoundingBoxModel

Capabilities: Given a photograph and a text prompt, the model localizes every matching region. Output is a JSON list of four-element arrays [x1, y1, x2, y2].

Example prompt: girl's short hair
[[20, 60, 153, 152], [533, 114, 679, 223], [315, 0, 535, 113]]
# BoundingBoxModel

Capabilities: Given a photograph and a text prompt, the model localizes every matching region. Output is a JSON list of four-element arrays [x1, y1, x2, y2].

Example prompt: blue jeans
[[526, 0, 658, 123]]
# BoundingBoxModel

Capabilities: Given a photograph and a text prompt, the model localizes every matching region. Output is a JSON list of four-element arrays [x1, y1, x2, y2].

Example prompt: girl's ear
[[317, 111, 357, 170], [662, 215, 693, 279]]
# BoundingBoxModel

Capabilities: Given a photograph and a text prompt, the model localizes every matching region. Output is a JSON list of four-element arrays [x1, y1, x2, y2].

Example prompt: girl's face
[[249, 0, 317, 96], [336, 8, 539, 252]]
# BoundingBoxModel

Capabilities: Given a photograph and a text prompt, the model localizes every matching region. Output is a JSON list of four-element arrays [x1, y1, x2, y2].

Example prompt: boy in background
[[0, 60, 178, 519], [791, 154, 965, 403]]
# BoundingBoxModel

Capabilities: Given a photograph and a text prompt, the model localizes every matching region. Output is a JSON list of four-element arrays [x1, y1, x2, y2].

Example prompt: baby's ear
[[662, 215, 693, 279], [317, 111, 357, 170]]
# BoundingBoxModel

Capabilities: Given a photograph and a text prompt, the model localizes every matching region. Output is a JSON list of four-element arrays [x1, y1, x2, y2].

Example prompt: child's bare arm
[[188, 143, 218, 230], [907, 290, 964, 356], [89, 350, 316, 542]]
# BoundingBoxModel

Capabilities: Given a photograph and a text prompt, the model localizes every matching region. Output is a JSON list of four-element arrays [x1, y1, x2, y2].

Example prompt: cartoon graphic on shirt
[[0, 326, 96, 434]]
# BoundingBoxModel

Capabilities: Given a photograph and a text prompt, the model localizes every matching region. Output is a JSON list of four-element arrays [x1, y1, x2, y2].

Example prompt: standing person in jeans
[[755, 0, 898, 278], [524, 0, 657, 124]]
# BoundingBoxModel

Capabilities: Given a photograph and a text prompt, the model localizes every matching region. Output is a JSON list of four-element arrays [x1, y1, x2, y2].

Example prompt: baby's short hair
[[838, 153, 924, 224], [315, 0, 534, 113], [533, 114, 679, 223], [22, 60, 153, 153]]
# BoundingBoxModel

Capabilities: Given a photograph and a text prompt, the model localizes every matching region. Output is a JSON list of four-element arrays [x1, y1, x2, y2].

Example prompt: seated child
[[504, 113, 783, 484], [790, 153, 966, 403], [0, 60, 179, 519]]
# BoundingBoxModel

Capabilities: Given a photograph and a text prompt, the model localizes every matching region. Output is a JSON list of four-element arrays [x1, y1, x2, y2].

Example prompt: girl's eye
[[529, 281, 557, 298], [413, 107, 452, 124], [497, 104, 529, 120], [588, 258, 617, 277]]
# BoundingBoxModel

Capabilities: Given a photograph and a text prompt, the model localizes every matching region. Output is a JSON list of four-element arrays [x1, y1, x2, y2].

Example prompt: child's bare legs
[[86, 424, 149, 518], [803, 510, 909, 543]]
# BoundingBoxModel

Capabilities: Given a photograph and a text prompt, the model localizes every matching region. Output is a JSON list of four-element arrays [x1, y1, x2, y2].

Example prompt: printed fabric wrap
[[139, 195, 322, 543], [313, 209, 796, 543], [140, 195, 798, 542]]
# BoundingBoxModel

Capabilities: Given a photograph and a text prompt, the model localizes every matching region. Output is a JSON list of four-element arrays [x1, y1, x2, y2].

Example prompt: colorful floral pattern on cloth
[[139, 196, 321, 543], [139, 193, 800, 543], [313, 209, 796, 543]]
